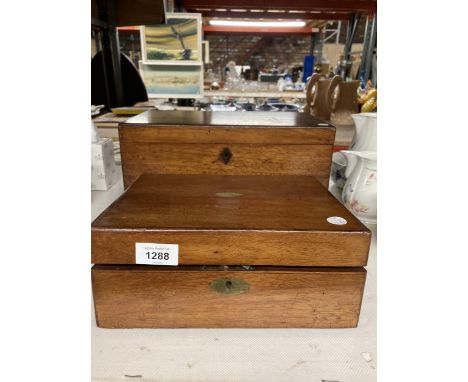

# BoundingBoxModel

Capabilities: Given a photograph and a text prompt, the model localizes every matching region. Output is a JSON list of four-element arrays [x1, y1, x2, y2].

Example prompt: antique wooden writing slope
[[92, 174, 370, 328], [118, 110, 336, 188]]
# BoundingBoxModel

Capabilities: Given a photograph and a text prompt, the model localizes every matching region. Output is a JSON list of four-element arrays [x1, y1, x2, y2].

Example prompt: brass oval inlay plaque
[[216, 192, 243, 198], [209, 278, 250, 295]]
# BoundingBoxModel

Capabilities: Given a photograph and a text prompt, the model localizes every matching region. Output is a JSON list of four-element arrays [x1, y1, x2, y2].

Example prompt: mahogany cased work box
[[91, 111, 371, 328]]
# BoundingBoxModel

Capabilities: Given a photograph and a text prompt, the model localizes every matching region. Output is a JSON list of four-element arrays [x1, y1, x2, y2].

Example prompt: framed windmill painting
[[141, 13, 202, 65]]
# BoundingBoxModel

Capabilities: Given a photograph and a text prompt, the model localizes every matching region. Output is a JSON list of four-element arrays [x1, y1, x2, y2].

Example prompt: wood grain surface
[[120, 123, 335, 145], [92, 265, 366, 328], [119, 110, 335, 188], [119, 143, 332, 188], [92, 230, 369, 267], [119, 126, 335, 144], [92, 174, 370, 266]]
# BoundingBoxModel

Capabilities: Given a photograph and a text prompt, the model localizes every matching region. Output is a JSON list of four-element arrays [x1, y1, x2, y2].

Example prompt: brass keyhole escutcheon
[[210, 278, 249, 295], [219, 147, 232, 165]]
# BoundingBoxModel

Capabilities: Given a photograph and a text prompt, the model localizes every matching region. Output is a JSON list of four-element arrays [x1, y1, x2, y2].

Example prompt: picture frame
[[138, 61, 203, 99], [202, 40, 210, 64], [140, 13, 202, 65]]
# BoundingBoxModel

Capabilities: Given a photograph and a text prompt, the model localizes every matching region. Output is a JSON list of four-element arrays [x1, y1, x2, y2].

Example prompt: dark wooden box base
[[92, 265, 366, 328]]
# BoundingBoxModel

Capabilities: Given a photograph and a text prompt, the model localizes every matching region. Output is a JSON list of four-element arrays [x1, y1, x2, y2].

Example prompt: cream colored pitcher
[[349, 112, 377, 152], [341, 150, 377, 224]]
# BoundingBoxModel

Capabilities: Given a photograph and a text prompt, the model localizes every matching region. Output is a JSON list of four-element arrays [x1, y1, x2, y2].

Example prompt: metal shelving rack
[[91, 0, 167, 107], [185, 0, 377, 83], [92, 0, 377, 106]]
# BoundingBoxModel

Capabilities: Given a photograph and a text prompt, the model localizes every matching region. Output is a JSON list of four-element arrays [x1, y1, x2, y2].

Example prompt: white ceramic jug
[[349, 112, 377, 152], [341, 151, 377, 224]]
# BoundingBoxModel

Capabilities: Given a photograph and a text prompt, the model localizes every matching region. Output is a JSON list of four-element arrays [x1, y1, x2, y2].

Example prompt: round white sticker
[[327, 216, 348, 225]]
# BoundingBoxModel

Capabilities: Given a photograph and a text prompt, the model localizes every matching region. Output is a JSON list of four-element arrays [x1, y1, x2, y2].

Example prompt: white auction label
[[326, 216, 348, 225], [135, 243, 179, 266]]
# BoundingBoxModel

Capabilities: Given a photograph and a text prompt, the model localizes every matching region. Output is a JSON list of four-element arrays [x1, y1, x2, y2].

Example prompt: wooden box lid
[[92, 174, 370, 267], [119, 110, 335, 145]]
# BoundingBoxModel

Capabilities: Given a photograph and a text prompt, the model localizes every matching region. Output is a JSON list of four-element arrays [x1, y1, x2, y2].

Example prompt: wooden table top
[[122, 110, 334, 128], [92, 174, 366, 233]]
